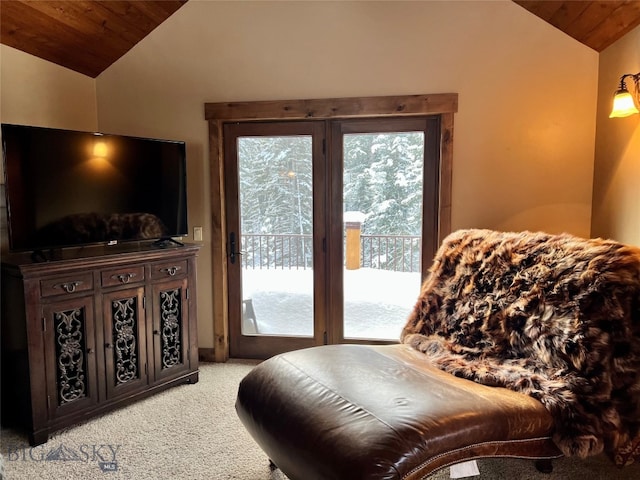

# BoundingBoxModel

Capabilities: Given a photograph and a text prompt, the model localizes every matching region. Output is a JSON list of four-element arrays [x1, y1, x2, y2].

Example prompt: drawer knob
[[161, 266, 181, 276], [115, 272, 136, 284], [55, 281, 82, 293]]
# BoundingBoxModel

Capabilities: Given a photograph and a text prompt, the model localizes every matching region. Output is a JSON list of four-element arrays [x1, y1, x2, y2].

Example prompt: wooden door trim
[[206, 94, 457, 361]]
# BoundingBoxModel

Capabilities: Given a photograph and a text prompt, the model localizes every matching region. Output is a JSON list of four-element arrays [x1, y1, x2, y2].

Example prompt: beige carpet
[[1, 360, 638, 480]]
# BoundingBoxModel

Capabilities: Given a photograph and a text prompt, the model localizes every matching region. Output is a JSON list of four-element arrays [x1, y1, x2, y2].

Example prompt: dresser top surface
[[1, 242, 200, 275]]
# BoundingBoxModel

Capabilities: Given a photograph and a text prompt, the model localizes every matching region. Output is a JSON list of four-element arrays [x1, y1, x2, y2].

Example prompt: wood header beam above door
[[205, 93, 458, 122]]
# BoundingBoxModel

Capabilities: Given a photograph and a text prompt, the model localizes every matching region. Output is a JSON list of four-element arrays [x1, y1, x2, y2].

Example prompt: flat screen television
[[2, 124, 188, 254]]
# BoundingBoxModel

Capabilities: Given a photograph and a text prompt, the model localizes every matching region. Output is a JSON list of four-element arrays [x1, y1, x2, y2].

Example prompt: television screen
[[2, 124, 188, 252]]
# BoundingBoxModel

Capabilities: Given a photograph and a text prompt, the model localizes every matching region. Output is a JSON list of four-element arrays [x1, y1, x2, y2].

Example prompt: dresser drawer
[[150, 259, 188, 280], [101, 265, 145, 287], [40, 273, 94, 297]]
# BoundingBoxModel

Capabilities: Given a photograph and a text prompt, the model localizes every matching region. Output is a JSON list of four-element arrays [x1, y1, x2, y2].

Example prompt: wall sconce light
[[92, 133, 108, 158], [93, 140, 108, 157], [609, 72, 640, 118]]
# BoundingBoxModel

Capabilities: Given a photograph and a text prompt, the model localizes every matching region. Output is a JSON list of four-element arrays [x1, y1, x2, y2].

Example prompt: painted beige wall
[[0, 44, 97, 250], [95, 0, 599, 350], [591, 26, 640, 246], [0, 45, 97, 131]]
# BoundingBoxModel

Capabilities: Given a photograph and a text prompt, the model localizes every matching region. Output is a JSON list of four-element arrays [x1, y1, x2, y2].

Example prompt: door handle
[[229, 232, 243, 264]]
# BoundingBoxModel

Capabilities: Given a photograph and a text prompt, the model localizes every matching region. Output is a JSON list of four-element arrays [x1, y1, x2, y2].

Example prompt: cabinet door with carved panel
[[43, 296, 99, 420], [151, 278, 191, 382], [102, 286, 148, 399]]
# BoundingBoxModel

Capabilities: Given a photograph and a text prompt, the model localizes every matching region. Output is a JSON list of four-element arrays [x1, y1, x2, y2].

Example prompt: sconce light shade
[[609, 73, 640, 118], [609, 89, 639, 118]]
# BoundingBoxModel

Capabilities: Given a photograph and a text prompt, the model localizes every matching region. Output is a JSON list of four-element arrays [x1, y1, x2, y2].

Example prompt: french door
[[224, 122, 326, 358], [224, 117, 440, 359]]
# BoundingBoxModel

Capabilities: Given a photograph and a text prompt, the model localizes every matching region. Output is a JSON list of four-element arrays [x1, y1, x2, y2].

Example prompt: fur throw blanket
[[401, 229, 640, 463]]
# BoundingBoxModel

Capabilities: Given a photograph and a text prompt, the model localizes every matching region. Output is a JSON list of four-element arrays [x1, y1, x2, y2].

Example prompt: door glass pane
[[237, 136, 314, 337], [343, 132, 424, 340]]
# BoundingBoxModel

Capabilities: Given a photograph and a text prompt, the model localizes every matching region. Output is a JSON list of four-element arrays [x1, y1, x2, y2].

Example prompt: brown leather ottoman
[[236, 344, 562, 480]]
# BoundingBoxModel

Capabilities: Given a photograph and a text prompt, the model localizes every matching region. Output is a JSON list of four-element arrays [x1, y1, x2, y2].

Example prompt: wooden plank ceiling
[[514, 0, 640, 52], [0, 0, 187, 77], [1, 1, 639, 78]]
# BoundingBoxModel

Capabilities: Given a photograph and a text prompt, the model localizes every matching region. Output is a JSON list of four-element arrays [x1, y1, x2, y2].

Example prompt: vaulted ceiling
[[514, 0, 640, 52], [0, 0, 187, 77], [1, 1, 639, 78]]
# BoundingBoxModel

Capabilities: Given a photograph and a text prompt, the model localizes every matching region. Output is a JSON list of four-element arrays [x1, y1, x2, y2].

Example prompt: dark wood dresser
[[1, 242, 200, 445]]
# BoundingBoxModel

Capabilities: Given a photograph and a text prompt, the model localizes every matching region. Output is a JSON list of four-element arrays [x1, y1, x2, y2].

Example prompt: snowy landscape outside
[[237, 130, 426, 342], [242, 267, 422, 340]]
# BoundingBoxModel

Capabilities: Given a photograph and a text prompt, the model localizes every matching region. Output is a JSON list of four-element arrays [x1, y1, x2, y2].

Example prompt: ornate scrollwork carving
[[111, 297, 138, 384], [54, 308, 87, 404], [160, 289, 182, 369]]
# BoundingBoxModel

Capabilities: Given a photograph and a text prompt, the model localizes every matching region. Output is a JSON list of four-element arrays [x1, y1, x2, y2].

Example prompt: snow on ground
[[241, 267, 422, 340]]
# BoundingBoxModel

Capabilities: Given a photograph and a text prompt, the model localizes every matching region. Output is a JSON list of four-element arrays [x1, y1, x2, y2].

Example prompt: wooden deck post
[[344, 211, 365, 270]]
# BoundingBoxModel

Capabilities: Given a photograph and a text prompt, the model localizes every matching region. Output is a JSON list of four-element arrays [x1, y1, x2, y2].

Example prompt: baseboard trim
[[198, 348, 216, 363]]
